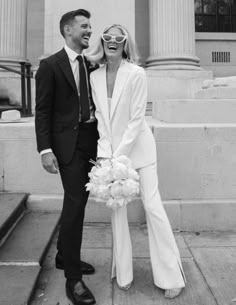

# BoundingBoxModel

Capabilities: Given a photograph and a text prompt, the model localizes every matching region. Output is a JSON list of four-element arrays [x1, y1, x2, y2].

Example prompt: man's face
[[69, 15, 92, 50]]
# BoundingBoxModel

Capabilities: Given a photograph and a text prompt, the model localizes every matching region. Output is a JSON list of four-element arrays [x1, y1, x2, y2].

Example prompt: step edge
[[0, 211, 61, 264], [0, 212, 25, 248], [27, 267, 42, 305], [38, 216, 60, 265], [0, 193, 28, 241]]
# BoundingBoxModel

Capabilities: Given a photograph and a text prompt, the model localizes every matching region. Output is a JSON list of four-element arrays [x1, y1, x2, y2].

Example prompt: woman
[[87, 24, 186, 298]]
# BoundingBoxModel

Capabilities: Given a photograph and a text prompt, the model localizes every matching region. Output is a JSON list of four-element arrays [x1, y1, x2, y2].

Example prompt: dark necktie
[[77, 55, 90, 122]]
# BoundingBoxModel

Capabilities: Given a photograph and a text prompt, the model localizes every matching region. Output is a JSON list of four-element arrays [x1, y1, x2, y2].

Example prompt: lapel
[[92, 61, 131, 134], [56, 48, 77, 93], [84, 56, 99, 74], [94, 65, 111, 134], [84, 56, 99, 98], [110, 60, 131, 121]]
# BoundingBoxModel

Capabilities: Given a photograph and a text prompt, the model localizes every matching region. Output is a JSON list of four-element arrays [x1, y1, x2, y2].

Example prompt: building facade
[[1, 0, 235, 76], [26, 0, 236, 76]]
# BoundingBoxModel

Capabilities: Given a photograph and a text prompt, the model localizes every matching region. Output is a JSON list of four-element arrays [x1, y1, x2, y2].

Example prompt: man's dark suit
[[35, 48, 98, 280]]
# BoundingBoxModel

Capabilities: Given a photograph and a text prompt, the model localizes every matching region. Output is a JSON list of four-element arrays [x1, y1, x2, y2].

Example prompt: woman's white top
[[107, 97, 112, 118]]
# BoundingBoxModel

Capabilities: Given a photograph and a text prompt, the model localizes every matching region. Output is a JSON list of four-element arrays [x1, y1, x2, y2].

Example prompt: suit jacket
[[35, 48, 98, 164], [90, 60, 156, 169]]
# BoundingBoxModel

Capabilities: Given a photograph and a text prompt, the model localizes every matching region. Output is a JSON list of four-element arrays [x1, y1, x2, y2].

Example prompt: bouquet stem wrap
[[86, 156, 139, 210]]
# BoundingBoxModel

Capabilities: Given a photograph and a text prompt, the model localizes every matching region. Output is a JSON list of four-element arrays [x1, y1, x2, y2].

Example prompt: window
[[195, 0, 236, 32]]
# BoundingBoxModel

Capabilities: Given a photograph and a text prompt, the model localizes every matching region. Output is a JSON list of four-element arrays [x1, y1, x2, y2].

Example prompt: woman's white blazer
[[90, 60, 156, 169]]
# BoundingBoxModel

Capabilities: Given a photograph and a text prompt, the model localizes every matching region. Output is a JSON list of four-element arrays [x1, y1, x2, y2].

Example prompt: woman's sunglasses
[[101, 34, 127, 43]]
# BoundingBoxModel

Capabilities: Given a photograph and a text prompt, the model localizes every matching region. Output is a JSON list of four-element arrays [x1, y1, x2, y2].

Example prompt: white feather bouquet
[[86, 155, 139, 210]]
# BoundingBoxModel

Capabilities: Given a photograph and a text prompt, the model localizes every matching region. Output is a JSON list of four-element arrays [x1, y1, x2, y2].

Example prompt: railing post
[[26, 63, 32, 116], [0, 60, 32, 117], [20, 62, 27, 116]]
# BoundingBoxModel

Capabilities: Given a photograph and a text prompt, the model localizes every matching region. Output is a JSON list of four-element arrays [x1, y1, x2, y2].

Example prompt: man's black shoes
[[55, 252, 65, 269], [55, 253, 95, 275], [66, 280, 96, 305], [79, 260, 95, 275]]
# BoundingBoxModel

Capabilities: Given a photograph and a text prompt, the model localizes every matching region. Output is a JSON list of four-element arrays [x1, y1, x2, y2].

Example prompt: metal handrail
[[0, 60, 33, 116]]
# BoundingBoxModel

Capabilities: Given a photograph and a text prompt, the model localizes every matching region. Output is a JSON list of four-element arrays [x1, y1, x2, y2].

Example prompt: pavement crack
[[183, 235, 220, 305]]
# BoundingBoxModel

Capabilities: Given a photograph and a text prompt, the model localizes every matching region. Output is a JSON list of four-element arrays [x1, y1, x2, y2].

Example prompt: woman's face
[[103, 27, 126, 61]]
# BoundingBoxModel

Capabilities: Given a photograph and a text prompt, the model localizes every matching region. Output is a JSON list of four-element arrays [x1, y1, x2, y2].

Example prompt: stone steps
[[0, 192, 27, 242], [0, 192, 60, 305], [0, 265, 40, 305]]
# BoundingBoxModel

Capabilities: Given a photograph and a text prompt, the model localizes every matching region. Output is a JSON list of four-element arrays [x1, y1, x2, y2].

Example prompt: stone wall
[[196, 33, 236, 77], [1, 119, 236, 230]]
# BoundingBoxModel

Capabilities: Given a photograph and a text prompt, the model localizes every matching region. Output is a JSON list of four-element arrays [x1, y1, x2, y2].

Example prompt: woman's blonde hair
[[86, 24, 140, 64]]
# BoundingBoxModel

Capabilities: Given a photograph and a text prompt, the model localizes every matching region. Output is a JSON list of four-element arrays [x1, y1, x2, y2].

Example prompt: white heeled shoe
[[117, 282, 132, 291], [165, 288, 183, 299]]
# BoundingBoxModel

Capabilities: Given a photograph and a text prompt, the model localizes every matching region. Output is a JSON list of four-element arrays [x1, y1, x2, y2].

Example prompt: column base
[[146, 55, 201, 70], [0, 57, 29, 63], [153, 98, 236, 124]]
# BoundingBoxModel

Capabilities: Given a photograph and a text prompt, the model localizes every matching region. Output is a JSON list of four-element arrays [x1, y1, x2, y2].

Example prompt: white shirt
[[64, 44, 82, 92]]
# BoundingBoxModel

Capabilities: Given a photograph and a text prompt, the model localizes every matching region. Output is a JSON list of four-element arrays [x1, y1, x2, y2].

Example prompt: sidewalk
[[31, 224, 236, 305]]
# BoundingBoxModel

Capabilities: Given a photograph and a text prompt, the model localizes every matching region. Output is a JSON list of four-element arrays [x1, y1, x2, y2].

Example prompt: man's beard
[[75, 36, 90, 49]]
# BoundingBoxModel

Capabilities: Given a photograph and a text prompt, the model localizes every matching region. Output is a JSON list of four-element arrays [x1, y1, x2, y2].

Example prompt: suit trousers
[[111, 163, 186, 289], [57, 121, 98, 280]]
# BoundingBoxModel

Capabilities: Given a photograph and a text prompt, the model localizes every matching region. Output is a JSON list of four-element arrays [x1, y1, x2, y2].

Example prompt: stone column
[[146, 0, 200, 70], [0, 0, 28, 62]]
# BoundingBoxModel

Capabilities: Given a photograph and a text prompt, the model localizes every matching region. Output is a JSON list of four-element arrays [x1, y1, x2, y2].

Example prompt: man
[[35, 9, 98, 305]]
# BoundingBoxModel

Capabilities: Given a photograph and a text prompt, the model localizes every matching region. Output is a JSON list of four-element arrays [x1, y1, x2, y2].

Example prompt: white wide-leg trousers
[[111, 163, 186, 289]]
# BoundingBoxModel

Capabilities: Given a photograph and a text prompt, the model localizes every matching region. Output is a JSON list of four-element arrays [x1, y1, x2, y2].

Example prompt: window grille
[[212, 51, 231, 62]]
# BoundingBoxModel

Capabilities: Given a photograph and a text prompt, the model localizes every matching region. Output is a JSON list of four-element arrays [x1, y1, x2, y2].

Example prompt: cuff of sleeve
[[40, 148, 52, 155]]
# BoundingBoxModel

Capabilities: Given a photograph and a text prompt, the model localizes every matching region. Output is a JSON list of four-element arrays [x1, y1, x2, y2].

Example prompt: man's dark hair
[[60, 9, 91, 38]]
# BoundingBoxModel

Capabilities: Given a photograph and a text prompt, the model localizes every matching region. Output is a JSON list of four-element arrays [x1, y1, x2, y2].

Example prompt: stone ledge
[[2, 123, 236, 201], [195, 87, 236, 99], [27, 195, 236, 231], [153, 99, 236, 124]]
